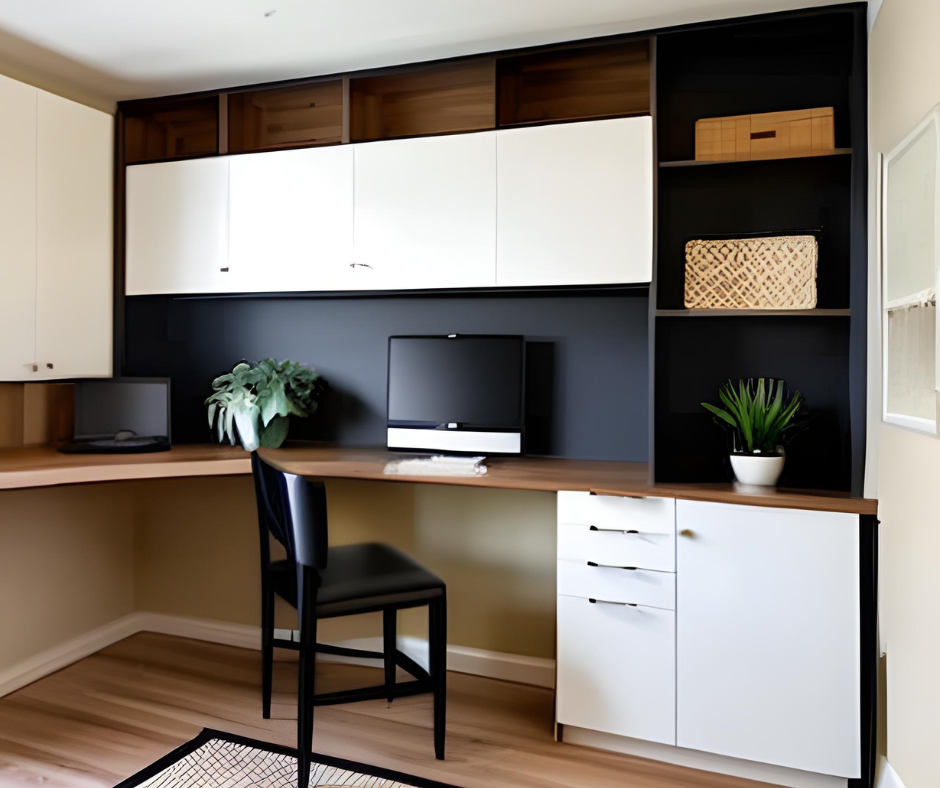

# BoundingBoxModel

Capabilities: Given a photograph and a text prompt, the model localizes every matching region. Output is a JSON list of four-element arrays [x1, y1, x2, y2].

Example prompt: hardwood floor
[[0, 633, 775, 788]]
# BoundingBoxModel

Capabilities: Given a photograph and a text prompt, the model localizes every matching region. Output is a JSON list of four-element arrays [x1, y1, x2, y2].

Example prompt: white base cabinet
[[557, 595, 676, 745], [675, 500, 861, 778], [0, 74, 112, 381], [557, 493, 864, 782]]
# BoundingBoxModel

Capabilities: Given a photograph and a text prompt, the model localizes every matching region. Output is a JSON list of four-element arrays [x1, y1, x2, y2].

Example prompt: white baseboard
[[0, 612, 555, 698], [875, 758, 906, 788], [562, 726, 848, 788]]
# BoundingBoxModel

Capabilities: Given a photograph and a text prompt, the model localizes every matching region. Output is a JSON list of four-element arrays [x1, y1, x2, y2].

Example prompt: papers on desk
[[384, 455, 488, 477]]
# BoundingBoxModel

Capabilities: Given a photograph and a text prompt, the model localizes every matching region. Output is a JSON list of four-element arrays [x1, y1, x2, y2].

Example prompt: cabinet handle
[[589, 598, 637, 607], [589, 525, 640, 534], [24, 363, 38, 372], [46, 363, 53, 370], [587, 561, 637, 571], [590, 491, 648, 499], [349, 263, 374, 270]]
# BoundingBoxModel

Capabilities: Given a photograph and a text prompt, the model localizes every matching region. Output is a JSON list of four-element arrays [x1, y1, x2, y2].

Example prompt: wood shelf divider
[[659, 148, 852, 168]]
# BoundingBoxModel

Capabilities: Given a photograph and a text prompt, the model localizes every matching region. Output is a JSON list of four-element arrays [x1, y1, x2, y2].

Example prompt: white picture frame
[[882, 104, 940, 436]]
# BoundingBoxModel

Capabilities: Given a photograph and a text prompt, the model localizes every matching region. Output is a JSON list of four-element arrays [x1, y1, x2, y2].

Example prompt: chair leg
[[261, 584, 275, 719], [429, 593, 447, 760], [383, 608, 397, 702], [297, 570, 318, 788]]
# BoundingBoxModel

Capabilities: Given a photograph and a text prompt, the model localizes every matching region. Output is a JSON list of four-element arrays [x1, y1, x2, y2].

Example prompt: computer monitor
[[73, 378, 171, 442], [387, 334, 524, 455]]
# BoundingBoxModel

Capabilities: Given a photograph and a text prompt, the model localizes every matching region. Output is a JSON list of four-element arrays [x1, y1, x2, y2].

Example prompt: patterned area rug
[[115, 729, 457, 788]]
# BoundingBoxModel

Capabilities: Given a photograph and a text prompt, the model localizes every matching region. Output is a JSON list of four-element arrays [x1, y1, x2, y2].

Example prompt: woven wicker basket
[[684, 235, 818, 310]]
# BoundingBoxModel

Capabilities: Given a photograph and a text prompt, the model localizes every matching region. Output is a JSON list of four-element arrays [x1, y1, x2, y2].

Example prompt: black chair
[[251, 453, 447, 786]]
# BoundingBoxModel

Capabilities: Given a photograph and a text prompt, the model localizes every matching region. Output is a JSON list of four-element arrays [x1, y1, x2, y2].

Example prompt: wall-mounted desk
[[0, 441, 877, 787], [0, 442, 877, 516]]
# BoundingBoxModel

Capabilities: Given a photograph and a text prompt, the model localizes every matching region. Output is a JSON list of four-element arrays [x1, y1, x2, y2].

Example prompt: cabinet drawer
[[557, 594, 676, 745], [557, 496, 675, 572], [557, 560, 675, 610]]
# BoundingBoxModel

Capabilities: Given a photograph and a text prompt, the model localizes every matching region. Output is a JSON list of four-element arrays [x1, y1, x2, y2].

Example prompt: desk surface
[[0, 443, 877, 515]]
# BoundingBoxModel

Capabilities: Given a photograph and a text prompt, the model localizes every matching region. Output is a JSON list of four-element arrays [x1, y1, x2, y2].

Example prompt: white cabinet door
[[496, 117, 653, 286], [0, 76, 38, 381], [35, 91, 113, 379], [557, 594, 676, 745], [353, 132, 497, 290], [229, 145, 354, 292], [676, 500, 860, 778], [126, 157, 231, 295]]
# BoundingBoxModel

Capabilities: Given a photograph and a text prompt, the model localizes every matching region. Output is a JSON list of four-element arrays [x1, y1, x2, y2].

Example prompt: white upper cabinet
[[0, 76, 112, 381], [676, 501, 861, 778], [353, 132, 497, 290], [0, 76, 38, 381], [496, 116, 653, 286], [35, 91, 113, 379], [126, 157, 231, 295], [229, 145, 354, 292]]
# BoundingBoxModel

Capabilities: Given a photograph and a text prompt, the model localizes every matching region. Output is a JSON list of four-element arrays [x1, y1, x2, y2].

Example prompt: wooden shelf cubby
[[123, 97, 218, 164], [228, 80, 345, 153], [349, 60, 496, 142], [497, 40, 650, 127]]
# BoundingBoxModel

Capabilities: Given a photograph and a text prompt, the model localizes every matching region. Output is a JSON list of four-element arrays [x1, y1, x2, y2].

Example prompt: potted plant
[[206, 359, 324, 451], [701, 378, 803, 487]]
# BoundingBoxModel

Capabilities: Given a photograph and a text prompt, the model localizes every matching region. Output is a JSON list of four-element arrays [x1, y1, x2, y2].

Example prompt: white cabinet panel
[[35, 91, 113, 379], [0, 76, 38, 380], [557, 560, 675, 610], [676, 500, 860, 778], [229, 145, 354, 292], [126, 157, 231, 295], [557, 594, 675, 745], [496, 117, 653, 286], [353, 132, 497, 290]]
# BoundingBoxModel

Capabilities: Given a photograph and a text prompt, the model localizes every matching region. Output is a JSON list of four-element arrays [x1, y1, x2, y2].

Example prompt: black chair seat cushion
[[265, 543, 444, 618]]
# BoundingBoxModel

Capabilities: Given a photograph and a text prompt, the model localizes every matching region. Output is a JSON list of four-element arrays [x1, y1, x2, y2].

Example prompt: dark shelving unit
[[650, 4, 868, 496]]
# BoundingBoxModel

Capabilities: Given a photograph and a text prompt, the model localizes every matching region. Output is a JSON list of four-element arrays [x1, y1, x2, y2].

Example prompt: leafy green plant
[[206, 359, 324, 452], [702, 378, 803, 455]]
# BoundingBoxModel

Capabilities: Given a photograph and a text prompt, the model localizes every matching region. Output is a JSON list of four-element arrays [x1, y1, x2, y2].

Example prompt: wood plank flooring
[[0, 633, 776, 788]]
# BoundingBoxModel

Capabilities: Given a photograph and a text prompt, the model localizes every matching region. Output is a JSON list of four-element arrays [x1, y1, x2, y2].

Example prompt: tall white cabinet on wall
[[352, 132, 498, 290], [0, 75, 113, 381], [496, 116, 653, 287]]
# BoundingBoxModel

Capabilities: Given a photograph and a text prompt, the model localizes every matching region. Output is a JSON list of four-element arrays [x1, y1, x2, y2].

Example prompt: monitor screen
[[74, 379, 170, 440], [387, 336, 524, 430]]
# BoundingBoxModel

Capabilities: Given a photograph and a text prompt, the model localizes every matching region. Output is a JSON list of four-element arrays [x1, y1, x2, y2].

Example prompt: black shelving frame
[[649, 3, 868, 496]]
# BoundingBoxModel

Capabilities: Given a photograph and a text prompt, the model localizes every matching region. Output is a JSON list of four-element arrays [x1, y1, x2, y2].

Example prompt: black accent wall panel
[[123, 293, 649, 461]]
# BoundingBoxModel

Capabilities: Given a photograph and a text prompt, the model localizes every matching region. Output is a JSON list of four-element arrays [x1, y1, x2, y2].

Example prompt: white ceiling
[[0, 0, 855, 107]]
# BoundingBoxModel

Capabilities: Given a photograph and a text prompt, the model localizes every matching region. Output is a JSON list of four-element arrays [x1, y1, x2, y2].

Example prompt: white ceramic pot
[[729, 452, 786, 486]]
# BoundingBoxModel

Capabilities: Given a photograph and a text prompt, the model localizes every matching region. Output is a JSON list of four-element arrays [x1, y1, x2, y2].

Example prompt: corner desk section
[[0, 443, 877, 787]]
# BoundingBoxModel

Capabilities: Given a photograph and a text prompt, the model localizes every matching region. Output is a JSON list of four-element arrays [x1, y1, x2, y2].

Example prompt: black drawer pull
[[589, 598, 637, 607], [589, 525, 640, 534], [587, 561, 637, 571]]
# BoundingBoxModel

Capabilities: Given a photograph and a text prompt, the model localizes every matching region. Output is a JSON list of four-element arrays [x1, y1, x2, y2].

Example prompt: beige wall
[[870, 2, 940, 786], [0, 483, 135, 670], [132, 477, 557, 659]]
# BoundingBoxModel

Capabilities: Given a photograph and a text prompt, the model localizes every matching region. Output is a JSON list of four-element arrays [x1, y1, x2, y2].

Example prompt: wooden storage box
[[695, 107, 834, 162]]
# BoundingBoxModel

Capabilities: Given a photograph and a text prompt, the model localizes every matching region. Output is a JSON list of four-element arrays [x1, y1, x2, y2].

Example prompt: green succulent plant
[[702, 378, 803, 456], [206, 359, 324, 451]]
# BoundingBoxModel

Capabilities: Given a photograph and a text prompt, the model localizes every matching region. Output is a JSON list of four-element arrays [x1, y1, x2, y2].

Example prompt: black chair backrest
[[251, 452, 329, 571]]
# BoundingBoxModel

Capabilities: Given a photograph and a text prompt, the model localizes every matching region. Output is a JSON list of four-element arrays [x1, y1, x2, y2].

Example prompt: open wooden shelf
[[349, 60, 496, 142], [497, 40, 650, 127], [660, 149, 852, 168], [228, 80, 345, 153], [656, 308, 851, 317], [124, 97, 218, 164]]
